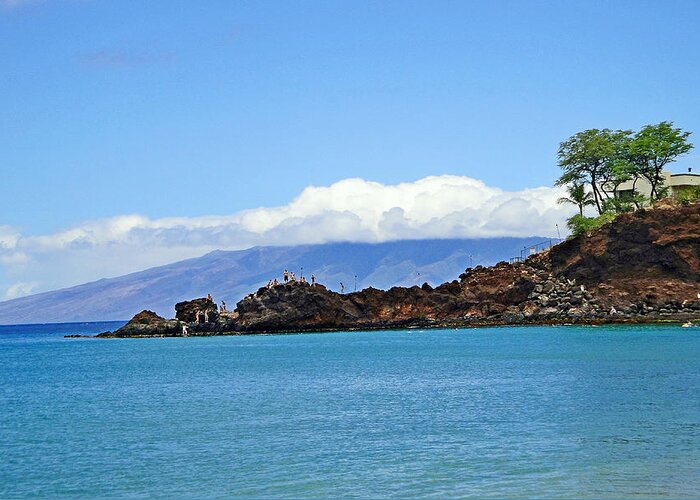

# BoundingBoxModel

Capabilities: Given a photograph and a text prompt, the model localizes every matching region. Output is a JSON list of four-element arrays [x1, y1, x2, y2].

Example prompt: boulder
[[102, 310, 182, 337], [175, 298, 219, 323]]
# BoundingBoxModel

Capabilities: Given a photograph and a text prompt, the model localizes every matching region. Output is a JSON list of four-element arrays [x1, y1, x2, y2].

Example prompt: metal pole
[[354, 275, 357, 292]]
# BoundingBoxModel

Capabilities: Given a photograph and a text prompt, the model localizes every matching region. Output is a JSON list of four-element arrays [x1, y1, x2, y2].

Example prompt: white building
[[614, 168, 700, 200]]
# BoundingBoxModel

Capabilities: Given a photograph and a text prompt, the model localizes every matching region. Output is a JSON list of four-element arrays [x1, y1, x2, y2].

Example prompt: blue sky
[[0, 0, 699, 299], [3, 0, 699, 234]]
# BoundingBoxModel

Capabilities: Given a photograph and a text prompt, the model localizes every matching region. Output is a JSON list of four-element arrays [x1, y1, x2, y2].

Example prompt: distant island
[[92, 201, 700, 338]]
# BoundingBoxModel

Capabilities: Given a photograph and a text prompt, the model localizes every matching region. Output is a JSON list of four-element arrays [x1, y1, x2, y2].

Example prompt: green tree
[[557, 182, 595, 216], [599, 156, 634, 200], [556, 128, 632, 214], [628, 121, 694, 201]]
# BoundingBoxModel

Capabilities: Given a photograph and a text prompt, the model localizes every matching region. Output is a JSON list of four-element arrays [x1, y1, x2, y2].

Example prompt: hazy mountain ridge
[[0, 238, 546, 324]]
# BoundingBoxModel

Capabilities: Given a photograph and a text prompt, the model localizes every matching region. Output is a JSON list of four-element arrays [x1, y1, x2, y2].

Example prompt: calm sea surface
[[1, 322, 699, 498]]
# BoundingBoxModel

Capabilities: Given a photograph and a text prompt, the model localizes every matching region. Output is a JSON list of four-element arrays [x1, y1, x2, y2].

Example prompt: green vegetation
[[555, 121, 694, 237], [629, 122, 694, 201], [556, 128, 631, 214], [557, 182, 595, 216], [566, 212, 617, 237], [675, 185, 700, 205]]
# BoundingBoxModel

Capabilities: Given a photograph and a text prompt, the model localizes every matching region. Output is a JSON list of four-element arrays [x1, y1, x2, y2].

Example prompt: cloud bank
[[0, 175, 574, 300]]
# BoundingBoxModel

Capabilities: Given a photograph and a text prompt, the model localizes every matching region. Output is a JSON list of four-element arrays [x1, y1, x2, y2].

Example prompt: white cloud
[[0, 252, 30, 266], [4, 281, 37, 300], [0, 175, 576, 299], [0, 225, 20, 249]]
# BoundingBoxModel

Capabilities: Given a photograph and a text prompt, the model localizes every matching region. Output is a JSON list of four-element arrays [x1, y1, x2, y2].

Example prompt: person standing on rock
[[195, 310, 201, 323], [207, 293, 213, 302], [204, 309, 209, 322], [182, 324, 189, 336], [284, 270, 289, 283], [340, 282, 344, 294], [311, 274, 316, 287], [220, 300, 226, 312]]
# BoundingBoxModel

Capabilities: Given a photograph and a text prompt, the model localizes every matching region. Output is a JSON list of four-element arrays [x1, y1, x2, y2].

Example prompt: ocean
[[1, 322, 698, 498]]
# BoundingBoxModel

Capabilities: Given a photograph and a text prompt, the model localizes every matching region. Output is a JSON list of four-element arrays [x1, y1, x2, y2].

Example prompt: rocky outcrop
[[101, 310, 182, 338], [98, 300, 236, 338], [175, 297, 218, 323], [235, 282, 467, 332], [547, 204, 700, 309], [94, 203, 700, 337]]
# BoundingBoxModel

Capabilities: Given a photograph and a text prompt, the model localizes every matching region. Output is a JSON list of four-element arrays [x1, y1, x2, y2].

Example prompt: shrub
[[675, 185, 700, 205], [566, 212, 617, 237]]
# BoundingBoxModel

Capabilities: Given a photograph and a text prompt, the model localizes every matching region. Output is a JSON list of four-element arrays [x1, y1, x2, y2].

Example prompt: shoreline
[[80, 314, 700, 339]]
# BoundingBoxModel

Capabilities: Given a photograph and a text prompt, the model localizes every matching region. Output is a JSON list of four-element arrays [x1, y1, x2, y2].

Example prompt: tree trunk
[[632, 177, 641, 209], [649, 173, 659, 201], [590, 174, 603, 214], [599, 174, 612, 200]]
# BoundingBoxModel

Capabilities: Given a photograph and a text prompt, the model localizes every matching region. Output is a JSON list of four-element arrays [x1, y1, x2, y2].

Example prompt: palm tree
[[558, 182, 595, 216]]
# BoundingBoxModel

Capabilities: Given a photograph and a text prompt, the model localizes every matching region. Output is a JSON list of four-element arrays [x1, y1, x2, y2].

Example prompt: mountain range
[[0, 237, 550, 324]]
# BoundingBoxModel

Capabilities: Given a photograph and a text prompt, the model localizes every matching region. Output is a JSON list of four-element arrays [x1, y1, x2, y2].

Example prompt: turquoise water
[[1, 323, 699, 498]]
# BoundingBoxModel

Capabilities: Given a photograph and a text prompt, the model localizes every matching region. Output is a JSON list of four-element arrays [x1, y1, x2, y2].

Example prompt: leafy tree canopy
[[556, 122, 693, 214], [628, 121, 694, 199], [557, 182, 595, 216], [556, 128, 631, 214]]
